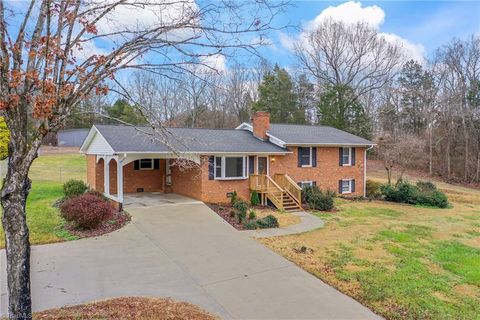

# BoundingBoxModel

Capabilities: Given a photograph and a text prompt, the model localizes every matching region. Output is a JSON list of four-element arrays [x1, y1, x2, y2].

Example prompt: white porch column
[[117, 158, 124, 203], [104, 156, 110, 197]]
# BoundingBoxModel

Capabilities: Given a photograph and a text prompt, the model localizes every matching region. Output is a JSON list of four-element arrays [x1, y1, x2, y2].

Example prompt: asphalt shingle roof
[[268, 124, 375, 145], [94, 125, 287, 153]]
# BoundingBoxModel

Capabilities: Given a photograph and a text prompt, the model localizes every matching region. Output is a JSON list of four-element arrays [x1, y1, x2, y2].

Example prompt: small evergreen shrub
[[249, 210, 257, 220], [63, 179, 88, 198], [243, 220, 258, 230], [233, 199, 248, 222], [230, 191, 238, 206], [302, 185, 335, 211], [256, 215, 279, 229], [380, 180, 448, 208], [250, 191, 260, 206], [366, 179, 382, 199], [60, 194, 115, 229]]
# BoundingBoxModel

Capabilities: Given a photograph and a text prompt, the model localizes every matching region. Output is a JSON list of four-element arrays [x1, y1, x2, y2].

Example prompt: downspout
[[364, 145, 374, 197]]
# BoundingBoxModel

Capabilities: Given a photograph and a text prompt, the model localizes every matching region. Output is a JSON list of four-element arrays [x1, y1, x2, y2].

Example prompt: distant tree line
[[68, 20, 479, 184]]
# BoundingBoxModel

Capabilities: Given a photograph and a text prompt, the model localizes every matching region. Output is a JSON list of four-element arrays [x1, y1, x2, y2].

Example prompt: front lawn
[[0, 153, 86, 248], [259, 178, 480, 319]]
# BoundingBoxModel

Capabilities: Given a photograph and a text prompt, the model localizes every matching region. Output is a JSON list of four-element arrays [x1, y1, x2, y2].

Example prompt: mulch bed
[[65, 211, 131, 238], [207, 203, 246, 230], [33, 296, 219, 320]]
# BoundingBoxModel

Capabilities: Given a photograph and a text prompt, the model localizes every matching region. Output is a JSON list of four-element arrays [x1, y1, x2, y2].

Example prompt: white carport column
[[117, 157, 124, 203], [104, 156, 110, 197]]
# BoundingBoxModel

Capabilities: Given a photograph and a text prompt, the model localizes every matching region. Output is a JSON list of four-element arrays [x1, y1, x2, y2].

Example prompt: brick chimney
[[252, 111, 270, 140]]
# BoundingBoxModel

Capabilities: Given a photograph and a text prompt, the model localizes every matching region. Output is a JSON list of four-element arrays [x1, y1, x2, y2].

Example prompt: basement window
[[214, 156, 247, 180]]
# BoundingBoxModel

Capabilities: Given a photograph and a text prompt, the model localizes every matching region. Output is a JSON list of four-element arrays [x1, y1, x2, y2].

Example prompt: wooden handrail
[[274, 173, 302, 207]]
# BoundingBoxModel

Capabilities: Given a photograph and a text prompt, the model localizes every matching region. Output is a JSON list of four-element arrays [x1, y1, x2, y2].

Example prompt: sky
[[256, 0, 480, 68]]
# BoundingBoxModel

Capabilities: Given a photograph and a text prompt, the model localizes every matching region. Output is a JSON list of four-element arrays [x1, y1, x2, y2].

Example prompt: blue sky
[[262, 0, 480, 67]]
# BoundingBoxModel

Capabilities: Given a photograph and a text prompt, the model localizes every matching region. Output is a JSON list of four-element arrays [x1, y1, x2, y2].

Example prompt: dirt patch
[[454, 284, 480, 298], [33, 297, 219, 320], [254, 208, 301, 228], [65, 211, 131, 238]]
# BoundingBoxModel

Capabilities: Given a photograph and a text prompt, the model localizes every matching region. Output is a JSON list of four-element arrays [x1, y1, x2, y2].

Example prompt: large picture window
[[214, 156, 247, 180]]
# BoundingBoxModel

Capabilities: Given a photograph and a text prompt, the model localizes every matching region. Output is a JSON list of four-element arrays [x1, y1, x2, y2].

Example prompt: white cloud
[[307, 1, 385, 30], [380, 33, 426, 64], [200, 54, 226, 73], [280, 1, 425, 62]]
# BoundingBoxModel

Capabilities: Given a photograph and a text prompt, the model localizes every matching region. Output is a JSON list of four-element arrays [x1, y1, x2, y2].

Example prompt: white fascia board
[[115, 151, 291, 155], [235, 123, 253, 131], [285, 143, 376, 147], [266, 133, 286, 148]]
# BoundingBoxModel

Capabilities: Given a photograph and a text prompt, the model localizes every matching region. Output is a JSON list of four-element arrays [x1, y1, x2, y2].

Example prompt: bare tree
[[295, 19, 404, 102], [0, 0, 286, 317]]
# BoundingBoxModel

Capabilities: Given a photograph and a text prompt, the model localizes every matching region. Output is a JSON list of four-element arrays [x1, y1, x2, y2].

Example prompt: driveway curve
[[1, 195, 380, 319]]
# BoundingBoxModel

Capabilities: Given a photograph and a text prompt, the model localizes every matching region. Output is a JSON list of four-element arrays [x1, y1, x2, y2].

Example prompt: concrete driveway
[[1, 194, 380, 319]]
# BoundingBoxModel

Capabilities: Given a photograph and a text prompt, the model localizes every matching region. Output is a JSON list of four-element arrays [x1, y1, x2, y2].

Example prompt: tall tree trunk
[[1, 168, 32, 320], [429, 125, 433, 176]]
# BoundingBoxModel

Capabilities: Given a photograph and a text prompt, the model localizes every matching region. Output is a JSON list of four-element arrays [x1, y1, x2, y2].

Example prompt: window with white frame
[[300, 147, 312, 166], [342, 147, 352, 166], [214, 156, 247, 180], [299, 181, 314, 188], [139, 158, 154, 170], [341, 179, 353, 193]]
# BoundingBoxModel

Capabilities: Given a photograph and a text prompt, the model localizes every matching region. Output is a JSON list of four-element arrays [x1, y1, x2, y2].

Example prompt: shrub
[[233, 199, 248, 222], [302, 185, 319, 204], [416, 181, 437, 192], [366, 179, 382, 199], [250, 191, 260, 206], [243, 220, 258, 230], [60, 194, 114, 229], [63, 179, 88, 198], [380, 180, 448, 208], [302, 185, 335, 211], [256, 215, 279, 229], [249, 210, 256, 220], [230, 191, 238, 206]]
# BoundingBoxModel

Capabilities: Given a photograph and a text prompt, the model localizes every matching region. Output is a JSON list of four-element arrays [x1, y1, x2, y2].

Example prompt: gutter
[[364, 145, 374, 197]]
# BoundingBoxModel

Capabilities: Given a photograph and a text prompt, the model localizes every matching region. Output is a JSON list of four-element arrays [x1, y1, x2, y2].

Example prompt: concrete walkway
[[242, 211, 324, 238], [1, 195, 380, 319]]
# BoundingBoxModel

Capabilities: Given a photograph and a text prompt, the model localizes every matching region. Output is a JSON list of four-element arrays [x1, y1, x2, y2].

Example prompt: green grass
[[0, 153, 85, 248], [260, 172, 480, 320]]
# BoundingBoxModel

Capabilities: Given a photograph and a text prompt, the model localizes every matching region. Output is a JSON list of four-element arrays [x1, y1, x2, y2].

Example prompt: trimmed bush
[[63, 179, 88, 198], [256, 215, 279, 229], [250, 191, 260, 206], [60, 194, 115, 229], [233, 199, 248, 222], [380, 180, 448, 208], [249, 210, 256, 220], [243, 220, 258, 230], [366, 179, 382, 199], [302, 185, 335, 211]]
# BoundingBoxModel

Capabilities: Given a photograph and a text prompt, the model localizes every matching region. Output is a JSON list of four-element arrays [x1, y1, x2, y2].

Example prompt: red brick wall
[[122, 159, 166, 193], [199, 156, 250, 203], [170, 160, 203, 200], [270, 147, 365, 196]]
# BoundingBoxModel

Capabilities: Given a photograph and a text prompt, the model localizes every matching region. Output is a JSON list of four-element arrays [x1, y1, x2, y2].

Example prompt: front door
[[257, 156, 268, 175]]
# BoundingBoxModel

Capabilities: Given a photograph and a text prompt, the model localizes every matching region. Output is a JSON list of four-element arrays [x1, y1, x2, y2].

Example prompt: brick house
[[80, 112, 374, 210]]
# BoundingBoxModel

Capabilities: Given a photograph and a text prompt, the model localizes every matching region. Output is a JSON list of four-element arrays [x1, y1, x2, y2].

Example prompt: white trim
[[364, 145, 374, 197], [139, 158, 154, 170], [235, 122, 253, 131], [340, 179, 354, 194], [342, 147, 353, 166], [300, 146, 313, 167], [214, 156, 248, 180], [299, 181, 314, 187], [286, 143, 376, 147], [115, 151, 290, 155], [266, 133, 287, 148]]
